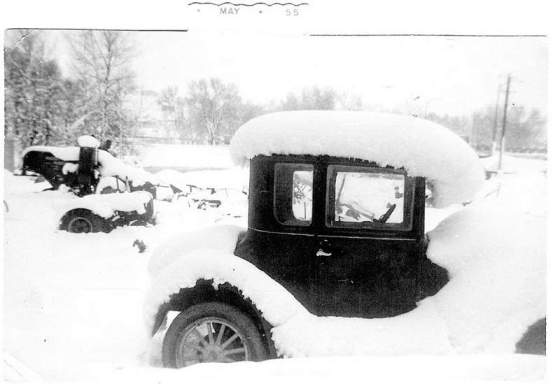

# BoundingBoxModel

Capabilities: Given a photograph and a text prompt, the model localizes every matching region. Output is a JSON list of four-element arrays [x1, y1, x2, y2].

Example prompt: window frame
[[273, 162, 314, 227], [325, 164, 415, 231]]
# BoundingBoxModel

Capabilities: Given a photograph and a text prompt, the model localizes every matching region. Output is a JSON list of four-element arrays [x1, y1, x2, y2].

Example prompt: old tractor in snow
[[21, 136, 156, 233]]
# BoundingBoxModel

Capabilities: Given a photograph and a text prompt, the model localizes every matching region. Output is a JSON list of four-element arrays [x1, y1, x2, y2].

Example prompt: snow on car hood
[[230, 111, 485, 208], [427, 200, 546, 352]]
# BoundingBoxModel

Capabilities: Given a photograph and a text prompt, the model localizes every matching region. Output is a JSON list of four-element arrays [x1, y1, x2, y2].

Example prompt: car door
[[236, 159, 318, 311], [312, 164, 420, 318]]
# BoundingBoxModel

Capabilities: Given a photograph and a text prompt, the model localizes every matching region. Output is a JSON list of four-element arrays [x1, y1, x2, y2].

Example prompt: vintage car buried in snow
[[145, 111, 496, 367], [21, 136, 156, 233]]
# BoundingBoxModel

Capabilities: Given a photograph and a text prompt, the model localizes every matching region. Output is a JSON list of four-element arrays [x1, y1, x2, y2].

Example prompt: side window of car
[[274, 163, 313, 226], [326, 165, 413, 230]]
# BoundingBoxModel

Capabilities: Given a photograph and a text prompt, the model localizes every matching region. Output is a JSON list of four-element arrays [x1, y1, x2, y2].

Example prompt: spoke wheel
[[67, 217, 93, 233], [176, 318, 248, 366], [162, 302, 268, 368]]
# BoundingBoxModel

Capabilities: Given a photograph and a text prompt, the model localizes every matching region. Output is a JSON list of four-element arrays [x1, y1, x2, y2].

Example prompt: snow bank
[[3, 352, 45, 382], [231, 111, 484, 208], [138, 144, 233, 170], [96, 354, 545, 384], [146, 190, 545, 358], [3, 172, 155, 381], [480, 153, 547, 174], [4, 152, 547, 382], [427, 200, 546, 353], [59, 191, 153, 218], [272, 298, 451, 357]]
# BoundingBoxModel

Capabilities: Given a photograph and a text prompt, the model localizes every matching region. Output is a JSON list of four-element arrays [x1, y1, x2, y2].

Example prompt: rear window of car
[[274, 163, 314, 226]]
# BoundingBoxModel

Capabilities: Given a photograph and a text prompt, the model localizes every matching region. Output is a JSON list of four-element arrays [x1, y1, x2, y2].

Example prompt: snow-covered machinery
[[21, 136, 156, 233], [172, 183, 247, 212], [145, 111, 544, 368]]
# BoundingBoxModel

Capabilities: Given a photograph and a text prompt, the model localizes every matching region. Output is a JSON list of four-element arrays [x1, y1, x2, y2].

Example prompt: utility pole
[[471, 113, 476, 149], [491, 85, 501, 155], [498, 74, 511, 170]]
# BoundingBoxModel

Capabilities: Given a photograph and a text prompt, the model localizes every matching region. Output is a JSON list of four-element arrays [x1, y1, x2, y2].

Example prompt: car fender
[[144, 249, 308, 338], [147, 224, 246, 278]]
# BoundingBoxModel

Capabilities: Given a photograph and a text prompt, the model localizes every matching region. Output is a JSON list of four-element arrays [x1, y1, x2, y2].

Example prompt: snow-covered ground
[[2, 146, 546, 383], [135, 144, 233, 172]]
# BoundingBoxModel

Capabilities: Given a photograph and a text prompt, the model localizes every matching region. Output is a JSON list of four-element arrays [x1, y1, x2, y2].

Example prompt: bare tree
[[280, 86, 338, 110], [185, 78, 243, 145], [336, 91, 363, 111], [68, 30, 136, 149], [157, 86, 191, 140]]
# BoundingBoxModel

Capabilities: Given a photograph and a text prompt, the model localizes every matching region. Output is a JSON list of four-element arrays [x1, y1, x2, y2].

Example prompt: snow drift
[[427, 200, 546, 353], [3, 148, 546, 382], [230, 111, 485, 208], [145, 200, 545, 358]]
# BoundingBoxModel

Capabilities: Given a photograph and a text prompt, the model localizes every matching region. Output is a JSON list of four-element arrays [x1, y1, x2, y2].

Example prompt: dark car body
[[234, 154, 438, 318]]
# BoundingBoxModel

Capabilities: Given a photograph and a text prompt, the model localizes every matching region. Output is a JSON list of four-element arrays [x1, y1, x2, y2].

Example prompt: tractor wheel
[[60, 209, 110, 233], [162, 302, 267, 368]]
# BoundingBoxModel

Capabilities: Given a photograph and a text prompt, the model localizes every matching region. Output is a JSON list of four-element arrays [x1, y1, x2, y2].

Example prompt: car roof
[[231, 111, 484, 208]]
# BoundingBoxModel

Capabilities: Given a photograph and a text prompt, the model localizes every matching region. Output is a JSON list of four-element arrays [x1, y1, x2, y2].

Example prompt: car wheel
[[516, 317, 546, 355], [162, 302, 267, 368], [60, 209, 109, 233]]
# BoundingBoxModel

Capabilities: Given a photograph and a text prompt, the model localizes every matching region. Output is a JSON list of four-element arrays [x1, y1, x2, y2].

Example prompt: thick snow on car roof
[[231, 111, 484, 208]]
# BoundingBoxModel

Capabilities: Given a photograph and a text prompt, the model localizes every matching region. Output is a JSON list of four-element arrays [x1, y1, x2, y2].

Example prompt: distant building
[[126, 90, 184, 145]]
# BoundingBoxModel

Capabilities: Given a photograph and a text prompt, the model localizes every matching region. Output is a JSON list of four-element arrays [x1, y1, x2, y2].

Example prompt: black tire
[[516, 317, 546, 355], [59, 209, 110, 233], [162, 302, 267, 368]]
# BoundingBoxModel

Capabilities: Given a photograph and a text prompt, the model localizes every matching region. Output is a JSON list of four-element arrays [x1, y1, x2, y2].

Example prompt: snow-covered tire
[[162, 302, 267, 368], [59, 209, 111, 233]]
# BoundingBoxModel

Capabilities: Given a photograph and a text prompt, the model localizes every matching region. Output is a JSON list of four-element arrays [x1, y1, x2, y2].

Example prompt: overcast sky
[[40, 30, 547, 116]]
